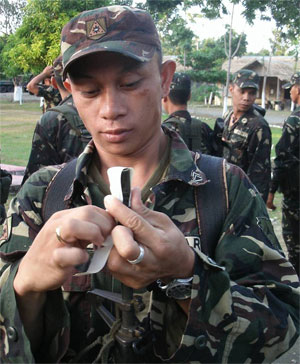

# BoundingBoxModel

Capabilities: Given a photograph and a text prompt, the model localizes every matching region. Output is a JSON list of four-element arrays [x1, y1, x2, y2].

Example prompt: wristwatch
[[157, 277, 193, 300]]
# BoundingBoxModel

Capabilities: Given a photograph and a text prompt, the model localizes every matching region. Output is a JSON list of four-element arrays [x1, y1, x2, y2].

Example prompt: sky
[[187, 2, 277, 54]]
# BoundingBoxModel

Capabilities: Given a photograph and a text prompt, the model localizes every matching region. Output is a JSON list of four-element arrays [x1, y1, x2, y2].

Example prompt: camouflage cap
[[53, 55, 63, 79], [170, 73, 191, 93], [282, 72, 300, 89], [61, 6, 161, 79], [232, 69, 259, 89]]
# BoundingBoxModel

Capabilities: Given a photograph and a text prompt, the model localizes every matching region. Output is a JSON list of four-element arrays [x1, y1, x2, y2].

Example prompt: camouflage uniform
[[37, 84, 62, 113], [22, 94, 91, 183], [269, 104, 300, 274], [0, 127, 299, 363], [221, 71, 271, 202], [0, 169, 12, 224], [163, 110, 213, 154]]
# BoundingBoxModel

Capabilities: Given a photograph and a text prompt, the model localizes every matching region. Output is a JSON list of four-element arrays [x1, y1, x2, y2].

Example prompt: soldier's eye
[[121, 79, 141, 89]]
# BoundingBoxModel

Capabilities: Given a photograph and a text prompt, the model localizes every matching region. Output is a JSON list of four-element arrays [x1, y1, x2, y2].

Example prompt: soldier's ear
[[63, 79, 72, 93], [51, 76, 58, 89], [161, 60, 176, 98]]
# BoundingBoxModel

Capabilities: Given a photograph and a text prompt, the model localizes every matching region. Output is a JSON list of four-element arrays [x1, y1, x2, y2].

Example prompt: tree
[[182, 30, 247, 84], [0, 0, 133, 77], [141, 0, 300, 40], [161, 16, 195, 63], [0, 0, 26, 36]]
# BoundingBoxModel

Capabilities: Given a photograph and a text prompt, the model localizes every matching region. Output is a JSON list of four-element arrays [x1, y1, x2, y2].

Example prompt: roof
[[222, 56, 298, 81], [163, 55, 189, 72]]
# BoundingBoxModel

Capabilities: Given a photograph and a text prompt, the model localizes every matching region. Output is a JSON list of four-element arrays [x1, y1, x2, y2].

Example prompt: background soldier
[[22, 56, 91, 183], [220, 69, 271, 202], [27, 62, 62, 113], [0, 168, 12, 225], [267, 72, 300, 275], [162, 72, 213, 154]]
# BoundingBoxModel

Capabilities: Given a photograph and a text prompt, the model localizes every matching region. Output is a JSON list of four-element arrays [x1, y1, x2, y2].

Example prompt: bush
[[190, 83, 221, 103]]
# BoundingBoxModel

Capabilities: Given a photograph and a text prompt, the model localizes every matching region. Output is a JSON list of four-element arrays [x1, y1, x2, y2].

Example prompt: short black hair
[[169, 72, 191, 105]]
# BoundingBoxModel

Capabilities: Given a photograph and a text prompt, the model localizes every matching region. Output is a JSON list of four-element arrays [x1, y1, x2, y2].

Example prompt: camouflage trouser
[[282, 205, 299, 276]]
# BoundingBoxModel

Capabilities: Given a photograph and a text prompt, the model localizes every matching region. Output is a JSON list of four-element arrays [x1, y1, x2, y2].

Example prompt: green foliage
[[0, 0, 133, 77], [190, 83, 221, 103], [0, 0, 26, 36], [161, 16, 195, 56], [1, 0, 299, 78], [182, 31, 247, 83]]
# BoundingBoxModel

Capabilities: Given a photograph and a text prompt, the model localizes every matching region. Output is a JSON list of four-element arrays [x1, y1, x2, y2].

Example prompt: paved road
[[189, 104, 290, 127]]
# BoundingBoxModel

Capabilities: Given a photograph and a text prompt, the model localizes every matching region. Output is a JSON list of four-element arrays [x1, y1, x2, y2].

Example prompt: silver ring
[[127, 245, 145, 265], [55, 226, 69, 245]]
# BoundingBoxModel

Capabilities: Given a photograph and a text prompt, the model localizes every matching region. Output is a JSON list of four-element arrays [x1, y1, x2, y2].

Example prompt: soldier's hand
[[266, 193, 276, 210], [104, 188, 195, 289], [42, 65, 54, 78], [13, 206, 116, 295]]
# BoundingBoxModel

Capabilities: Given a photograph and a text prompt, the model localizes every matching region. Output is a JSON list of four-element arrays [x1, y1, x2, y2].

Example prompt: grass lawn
[[1, 99, 41, 165]]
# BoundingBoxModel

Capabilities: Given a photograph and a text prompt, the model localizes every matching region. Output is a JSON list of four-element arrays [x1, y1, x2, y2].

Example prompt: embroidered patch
[[0, 216, 12, 245], [233, 129, 248, 138], [191, 170, 203, 183], [86, 18, 106, 40], [185, 236, 201, 253]]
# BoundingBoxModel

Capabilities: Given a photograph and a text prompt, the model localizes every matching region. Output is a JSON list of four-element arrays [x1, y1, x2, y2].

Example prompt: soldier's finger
[[104, 194, 157, 247], [53, 245, 90, 268]]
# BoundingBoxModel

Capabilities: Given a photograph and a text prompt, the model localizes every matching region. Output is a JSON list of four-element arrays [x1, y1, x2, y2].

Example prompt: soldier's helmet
[[170, 73, 191, 93], [232, 69, 259, 90], [60, 6, 161, 79], [283, 72, 300, 89]]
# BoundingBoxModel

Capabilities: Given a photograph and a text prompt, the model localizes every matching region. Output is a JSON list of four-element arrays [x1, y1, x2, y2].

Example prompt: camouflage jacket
[[22, 95, 91, 184], [0, 127, 299, 363], [163, 110, 213, 155], [221, 106, 272, 202], [269, 105, 300, 202], [36, 84, 62, 112]]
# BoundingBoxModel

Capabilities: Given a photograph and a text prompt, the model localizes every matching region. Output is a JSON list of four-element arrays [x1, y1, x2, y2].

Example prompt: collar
[[65, 126, 209, 205], [169, 110, 191, 121]]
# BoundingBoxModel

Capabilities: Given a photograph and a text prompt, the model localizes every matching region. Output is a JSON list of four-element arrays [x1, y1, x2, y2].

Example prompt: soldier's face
[[230, 84, 257, 112], [66, 52, 175, 159], [290, 84, 300, 104]]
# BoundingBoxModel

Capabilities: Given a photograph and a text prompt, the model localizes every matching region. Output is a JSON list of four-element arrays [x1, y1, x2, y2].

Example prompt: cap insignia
[[86, 18, 106, 40]]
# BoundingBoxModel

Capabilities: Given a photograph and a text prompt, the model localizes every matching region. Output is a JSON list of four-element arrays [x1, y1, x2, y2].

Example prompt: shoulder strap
[[188, 118, 202, 151], [195, 154, 228, 257], [42, 158, 77, 222], [50, 104, 91, 142], [164, 116, 203, 151]]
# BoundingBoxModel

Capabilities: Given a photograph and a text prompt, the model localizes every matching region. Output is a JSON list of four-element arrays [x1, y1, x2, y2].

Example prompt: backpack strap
[[195, 154, 228, 257], [42, 158, 77, 222], [164, 115, 203, 151], [187, 118, 202, 151], [50, 104, 91, 142]]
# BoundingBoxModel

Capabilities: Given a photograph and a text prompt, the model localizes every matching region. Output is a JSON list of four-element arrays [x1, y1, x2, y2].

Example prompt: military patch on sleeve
[[86, 18, 106, 40], [185, 235, 202, 254], [0, 216, 12, 246]]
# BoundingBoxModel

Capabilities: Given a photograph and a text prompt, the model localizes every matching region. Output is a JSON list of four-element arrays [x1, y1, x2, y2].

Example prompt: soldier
[[267, 72, 300, 275], [0, 6, 298, 363], [27, 62, 62, 113], [162, 72, 213, 154], [22, 56, 91, 183], [0, 168, 12, 225], [220, 69, 272, 202]]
